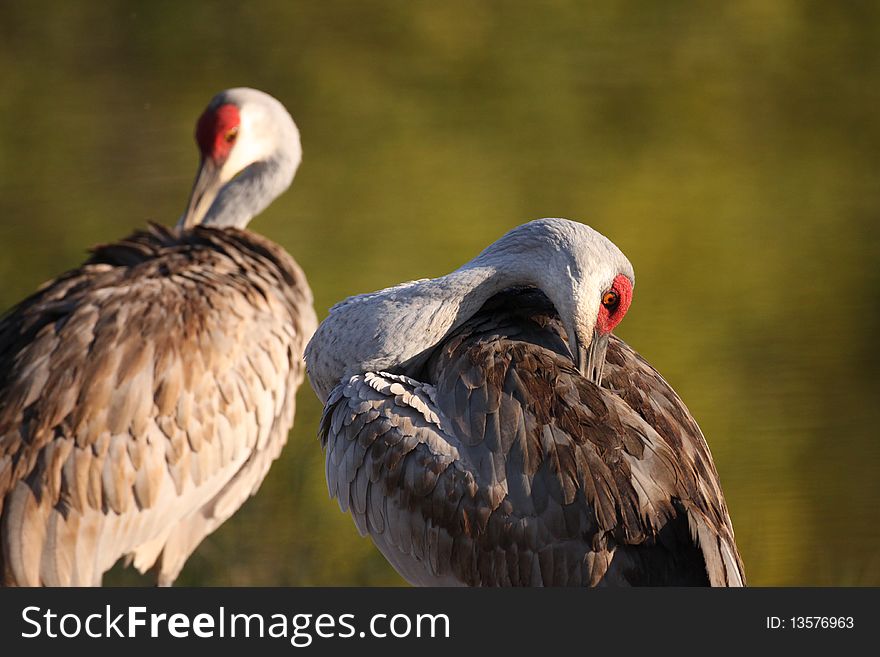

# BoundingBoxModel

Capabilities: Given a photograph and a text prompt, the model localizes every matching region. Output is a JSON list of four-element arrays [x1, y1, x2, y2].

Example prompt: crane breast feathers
[[319, 338, 744, 586], [0, 225, 314, 585]]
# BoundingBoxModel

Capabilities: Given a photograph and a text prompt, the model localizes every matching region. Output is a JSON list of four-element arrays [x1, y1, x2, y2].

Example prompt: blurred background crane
[[0, 1, 877, 585], [0, 87, 316, 585]]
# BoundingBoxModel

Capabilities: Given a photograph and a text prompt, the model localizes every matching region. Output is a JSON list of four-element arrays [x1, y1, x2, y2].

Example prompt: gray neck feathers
[[201, 153, 298, 230], [305, 250, 536, 402]]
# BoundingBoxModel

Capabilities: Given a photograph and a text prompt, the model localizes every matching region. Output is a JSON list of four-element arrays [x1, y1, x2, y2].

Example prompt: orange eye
[[602, 290, 619, 311], [224, 126, 239, 143]]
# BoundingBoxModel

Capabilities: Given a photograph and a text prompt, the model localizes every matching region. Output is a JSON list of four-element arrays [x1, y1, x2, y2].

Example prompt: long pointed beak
[[178, 158, 223, 229], [579, 329, 610, 386]]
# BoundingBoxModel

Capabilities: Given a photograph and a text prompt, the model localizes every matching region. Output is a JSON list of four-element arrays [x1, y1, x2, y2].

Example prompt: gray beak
[[179, 158, 222, 229], [578, 329, 610, 386]]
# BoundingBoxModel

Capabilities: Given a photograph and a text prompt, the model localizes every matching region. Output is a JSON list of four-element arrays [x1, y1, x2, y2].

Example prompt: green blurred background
[[0, 1, 877, 586]]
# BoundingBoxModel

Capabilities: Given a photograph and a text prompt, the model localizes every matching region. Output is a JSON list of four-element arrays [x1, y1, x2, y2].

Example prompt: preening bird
[[306, 218, 744, 586], [0, 88, 317, 586]]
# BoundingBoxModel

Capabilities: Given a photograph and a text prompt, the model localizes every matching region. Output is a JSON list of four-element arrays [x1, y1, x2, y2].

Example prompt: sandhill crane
[[306, 218, 744, 586], [0, 88, 317, 586]]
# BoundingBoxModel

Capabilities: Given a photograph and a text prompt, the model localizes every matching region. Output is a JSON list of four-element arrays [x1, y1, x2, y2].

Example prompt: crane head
[[502, 219, 634, 386], [178, 87, 301, 229], [576, 272, 633, 384]]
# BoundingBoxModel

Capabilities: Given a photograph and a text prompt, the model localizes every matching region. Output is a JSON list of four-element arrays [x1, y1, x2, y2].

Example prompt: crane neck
[[306, 254, 538, 401], [197, 151, 298, 230]]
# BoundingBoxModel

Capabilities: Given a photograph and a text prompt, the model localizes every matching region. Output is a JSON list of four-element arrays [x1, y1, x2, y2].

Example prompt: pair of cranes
[[0, 88, 744, 587]]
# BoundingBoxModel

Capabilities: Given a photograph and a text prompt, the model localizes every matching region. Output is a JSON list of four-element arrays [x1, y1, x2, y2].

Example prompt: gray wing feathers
[[0, 225, 315, 586], [320, 373, 467, 585]]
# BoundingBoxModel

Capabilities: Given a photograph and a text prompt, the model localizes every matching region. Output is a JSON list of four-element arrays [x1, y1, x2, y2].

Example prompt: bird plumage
[[308, 220, 744, 586], [0, 88, 316, 585]]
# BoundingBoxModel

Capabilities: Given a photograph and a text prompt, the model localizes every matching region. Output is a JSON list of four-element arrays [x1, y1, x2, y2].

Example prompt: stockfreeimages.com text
[[21, 605, 450, 646]]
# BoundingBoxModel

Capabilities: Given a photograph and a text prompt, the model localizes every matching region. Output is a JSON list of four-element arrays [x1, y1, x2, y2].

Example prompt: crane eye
[[224, 126, 239, 143], [602, 290, 619, 311]]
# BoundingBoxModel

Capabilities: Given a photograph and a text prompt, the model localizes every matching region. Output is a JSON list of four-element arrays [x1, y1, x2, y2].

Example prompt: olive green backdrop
[[0, 1, 877, 586]]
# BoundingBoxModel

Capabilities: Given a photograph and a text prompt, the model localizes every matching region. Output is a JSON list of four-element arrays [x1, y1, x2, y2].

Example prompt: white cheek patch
[[219, 105, 275, 182]]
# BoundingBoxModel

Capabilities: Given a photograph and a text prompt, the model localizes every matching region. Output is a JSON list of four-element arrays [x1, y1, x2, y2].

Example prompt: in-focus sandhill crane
[[0, 88, 317, 586], [306, 218, 744, 586]]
